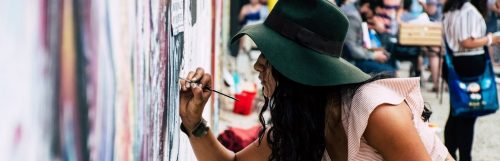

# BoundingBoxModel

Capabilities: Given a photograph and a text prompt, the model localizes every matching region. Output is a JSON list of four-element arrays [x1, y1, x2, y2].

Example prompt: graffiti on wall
[[166, 0, 223, 160], [0, 0, 223, 161]]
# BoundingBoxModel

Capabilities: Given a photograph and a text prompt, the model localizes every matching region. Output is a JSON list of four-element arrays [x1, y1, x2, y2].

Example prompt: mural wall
[[0, 0, 225, 160]]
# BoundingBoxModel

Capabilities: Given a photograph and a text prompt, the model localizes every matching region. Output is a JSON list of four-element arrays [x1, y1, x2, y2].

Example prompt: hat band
[[264, 12, 343, 57]]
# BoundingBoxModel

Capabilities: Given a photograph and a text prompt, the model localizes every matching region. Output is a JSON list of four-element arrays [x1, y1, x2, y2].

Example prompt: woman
[[238, 0, 268, 26], [442, 0, 500, 160], [179, 0, 453, 160]]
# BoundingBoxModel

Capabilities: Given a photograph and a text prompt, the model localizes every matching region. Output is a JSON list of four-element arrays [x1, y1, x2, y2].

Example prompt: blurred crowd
[[228, 0, 500, 102]]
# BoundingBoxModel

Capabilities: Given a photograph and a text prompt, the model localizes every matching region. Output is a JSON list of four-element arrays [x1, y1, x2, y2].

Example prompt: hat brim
[[231, 24, 371, 86]]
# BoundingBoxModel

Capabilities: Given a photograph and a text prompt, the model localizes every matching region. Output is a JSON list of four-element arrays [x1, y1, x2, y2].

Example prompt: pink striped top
[[322, 78, 448, 161]]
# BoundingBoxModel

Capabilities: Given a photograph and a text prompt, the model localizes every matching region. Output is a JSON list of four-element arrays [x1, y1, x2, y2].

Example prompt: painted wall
[[0, 0, 224, 160], [0, 0, 55, 160]]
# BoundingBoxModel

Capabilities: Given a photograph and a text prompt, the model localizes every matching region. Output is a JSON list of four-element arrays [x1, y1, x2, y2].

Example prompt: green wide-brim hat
[[231, 0, 371, 86]]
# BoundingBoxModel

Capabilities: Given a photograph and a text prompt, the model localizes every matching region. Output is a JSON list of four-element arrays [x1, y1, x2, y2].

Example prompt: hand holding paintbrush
[[179, 68, 237, 129], [179, 68, 213, 129]]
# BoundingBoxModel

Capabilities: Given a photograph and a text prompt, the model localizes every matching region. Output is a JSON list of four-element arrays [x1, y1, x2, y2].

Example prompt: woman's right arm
[[187, 129, 272, 161], [179, 68, 271, 161], [459, 33, 493, 49], [460, 33, 500, 49], [238, 5, 248, 23]]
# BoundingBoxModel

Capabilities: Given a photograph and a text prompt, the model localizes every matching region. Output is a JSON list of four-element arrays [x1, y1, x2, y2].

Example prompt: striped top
[[322, 78, 449, 161], [443, 2, 486, 56]]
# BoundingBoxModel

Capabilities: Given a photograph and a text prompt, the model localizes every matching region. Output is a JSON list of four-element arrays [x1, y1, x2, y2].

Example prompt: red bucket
[[233, 90, 257, 115]]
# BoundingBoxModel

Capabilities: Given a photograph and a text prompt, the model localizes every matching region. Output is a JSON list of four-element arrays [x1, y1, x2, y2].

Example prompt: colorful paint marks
[[0, 0, 224, 161]]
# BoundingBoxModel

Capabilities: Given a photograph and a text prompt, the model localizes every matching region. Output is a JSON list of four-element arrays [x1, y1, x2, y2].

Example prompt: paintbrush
[[179, 77, 239, 101]]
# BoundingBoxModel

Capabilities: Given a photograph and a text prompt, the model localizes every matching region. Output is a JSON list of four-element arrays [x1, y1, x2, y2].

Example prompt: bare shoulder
[[364, 103, 413, 144], [364, 103, 431, 161], [367, 103, 413, 127]]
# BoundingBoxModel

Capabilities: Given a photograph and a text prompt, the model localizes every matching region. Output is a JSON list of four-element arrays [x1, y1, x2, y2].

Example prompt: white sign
[[171, 0, 184, 35]]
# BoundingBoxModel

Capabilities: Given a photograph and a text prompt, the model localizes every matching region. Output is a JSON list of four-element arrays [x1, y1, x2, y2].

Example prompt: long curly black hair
[[257, 68, 431, 161]]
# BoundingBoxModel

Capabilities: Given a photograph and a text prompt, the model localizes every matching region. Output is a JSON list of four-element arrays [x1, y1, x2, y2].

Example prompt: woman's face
[[253, 54, 276, 98]]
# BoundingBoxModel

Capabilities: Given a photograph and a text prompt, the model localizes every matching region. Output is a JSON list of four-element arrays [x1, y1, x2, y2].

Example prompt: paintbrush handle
[[205, 87, 239, 101], [179, 77, 239, 101]]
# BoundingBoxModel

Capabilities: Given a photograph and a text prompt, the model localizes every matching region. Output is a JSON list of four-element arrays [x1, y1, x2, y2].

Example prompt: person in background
[[400, 0, 426, 22], [487, 0, 499, 33], [363, 0, 388, 33], [236, 0, 269, 83], [411, 0, 425, 16], [364, 0, 422, 77], [421, 0, 444, 21], [382, 0, 423, 78], [239, 0, 268, 26], [442, 0, 500, 160], [486, 0, 500, 64], [378, 0, 403, 35], [400, 0, 426, 79], [420, 0, 445, 92], [400, 0, 427, 22], [340, 0, 397, 76]]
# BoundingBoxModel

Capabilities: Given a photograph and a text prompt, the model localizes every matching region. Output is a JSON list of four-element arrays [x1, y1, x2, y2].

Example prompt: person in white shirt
[[442, 0, 500, 160]]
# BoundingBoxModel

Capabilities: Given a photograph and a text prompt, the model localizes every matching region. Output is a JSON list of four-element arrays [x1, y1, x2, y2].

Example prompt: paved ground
[[217, 62, 500, 160]]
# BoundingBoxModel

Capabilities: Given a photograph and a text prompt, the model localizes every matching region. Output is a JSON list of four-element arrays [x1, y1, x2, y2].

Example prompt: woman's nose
[[253, 61, 261, 72]]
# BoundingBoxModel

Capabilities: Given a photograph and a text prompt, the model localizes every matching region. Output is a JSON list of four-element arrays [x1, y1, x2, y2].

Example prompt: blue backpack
[[444, 43, 499, 117]]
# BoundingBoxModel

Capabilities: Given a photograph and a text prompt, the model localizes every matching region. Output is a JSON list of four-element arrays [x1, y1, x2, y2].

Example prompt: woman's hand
[[492, 33, 500, 45], [373, 51, 389, 63], [460, 33, 497, 49], [179, 67, 212, 130]]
